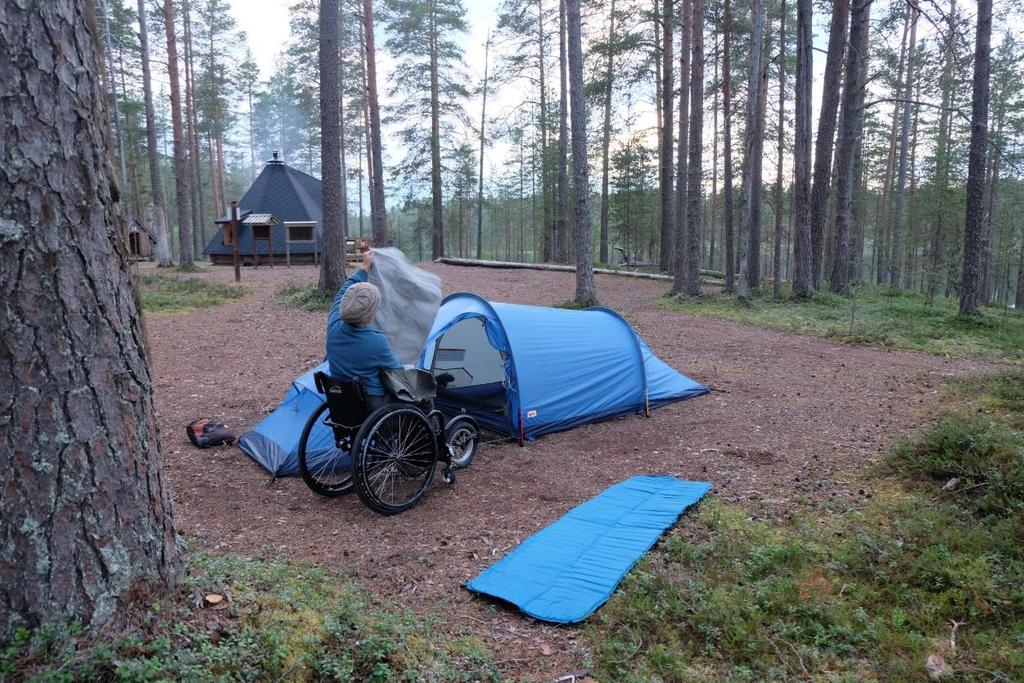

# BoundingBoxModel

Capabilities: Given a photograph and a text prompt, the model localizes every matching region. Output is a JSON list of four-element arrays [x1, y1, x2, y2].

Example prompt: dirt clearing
[[142, 261, 997, 680]]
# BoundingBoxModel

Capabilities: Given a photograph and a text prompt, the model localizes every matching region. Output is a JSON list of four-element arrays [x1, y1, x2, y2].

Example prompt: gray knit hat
[[341, 282, 381, 326]]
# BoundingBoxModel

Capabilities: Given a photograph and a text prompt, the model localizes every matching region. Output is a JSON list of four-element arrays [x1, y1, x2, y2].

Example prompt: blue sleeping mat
[[466, 475, 711, 623]]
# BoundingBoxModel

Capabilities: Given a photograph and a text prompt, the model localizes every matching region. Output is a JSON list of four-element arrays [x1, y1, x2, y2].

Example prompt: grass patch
[[657, 284, 1024, 364], [3, 553, 499, 682], [136, 274, 245, 313], [278, 285, 334, 312], [587, 372, 1024, 681]]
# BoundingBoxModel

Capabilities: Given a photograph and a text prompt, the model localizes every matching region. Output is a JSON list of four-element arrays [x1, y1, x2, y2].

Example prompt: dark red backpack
[[186, 418, 236, 448]]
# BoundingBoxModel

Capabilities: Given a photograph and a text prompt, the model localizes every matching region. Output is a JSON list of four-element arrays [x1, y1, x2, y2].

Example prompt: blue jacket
[[325, 269, 402, 396]]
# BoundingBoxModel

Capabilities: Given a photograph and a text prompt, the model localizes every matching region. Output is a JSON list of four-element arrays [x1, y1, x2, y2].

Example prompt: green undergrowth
[[657, 284, 1024, 364], [3, 553, 499, 682], [587, 372, 1024, 681], [278, 285, 334, 312], [136, 274, 245, 313]]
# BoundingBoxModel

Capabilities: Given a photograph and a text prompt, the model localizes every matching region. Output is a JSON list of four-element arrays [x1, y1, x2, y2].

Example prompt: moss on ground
[[3, 553, 499, 682], [657, 285, 1024, 364], [586, 371, 1024, 682], [277, 285, 334, 312], [136, 274, 245, 313]]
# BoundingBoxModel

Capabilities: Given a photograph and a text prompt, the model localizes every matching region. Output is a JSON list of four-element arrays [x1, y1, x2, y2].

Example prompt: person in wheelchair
[[325, 249, 402, 411]]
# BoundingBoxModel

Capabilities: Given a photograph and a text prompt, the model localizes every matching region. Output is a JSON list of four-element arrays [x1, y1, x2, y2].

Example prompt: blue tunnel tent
[[238, 362, 336, 477], [418, 293, 709, 441], [238, 293, 709, 476]]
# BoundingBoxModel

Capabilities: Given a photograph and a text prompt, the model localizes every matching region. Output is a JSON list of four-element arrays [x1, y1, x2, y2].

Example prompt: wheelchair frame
[[297, 371, 479, 515]]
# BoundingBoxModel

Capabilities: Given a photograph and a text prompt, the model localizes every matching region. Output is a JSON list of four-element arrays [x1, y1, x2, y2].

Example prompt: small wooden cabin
[[126, 217, 154, 260]]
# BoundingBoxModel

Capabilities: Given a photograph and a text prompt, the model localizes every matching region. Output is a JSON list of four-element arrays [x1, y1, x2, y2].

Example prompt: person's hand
[[361, 249, 374, 271]]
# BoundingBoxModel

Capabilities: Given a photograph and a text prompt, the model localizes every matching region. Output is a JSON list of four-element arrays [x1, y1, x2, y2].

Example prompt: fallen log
[[434, 257, 725, 282]]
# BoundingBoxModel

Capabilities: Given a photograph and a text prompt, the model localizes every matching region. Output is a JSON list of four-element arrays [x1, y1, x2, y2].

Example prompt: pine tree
[[163, 0, 194, 266], [138, 0, 173, 266], [809, 0, 848, 286], [791, 0, 812, 297], [1, 0, 179, 640], [566, 0, 597, 305], [829, 0, 871, 294], [959, 0, 992, 315]]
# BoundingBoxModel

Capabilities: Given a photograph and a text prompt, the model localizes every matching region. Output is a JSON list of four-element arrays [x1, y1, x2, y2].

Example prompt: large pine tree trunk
[[722, 0, 735, 291], [809, 0, 848, 287], [671, 0, 691, 292], [363, 0, 388, 246], [319, 0, 346, 292], [959, 0, 992, 315], [659, 0, 675, 274], [556, 0, 569, 264], [566, 0, 597, 306], [684, 0, 704, 296], [829, 0, 871, 294], [598, 0, 616, 265], [791, 0, 812, 298], [138, 0, 173, 266], [163, 0, 193, 266], [0, 1, 179, 640], [737, 0, 766, 297]]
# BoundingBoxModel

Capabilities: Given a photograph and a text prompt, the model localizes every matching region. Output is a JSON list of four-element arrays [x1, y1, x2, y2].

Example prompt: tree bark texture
[[537, 0, 552, 263], [809, 0, 848, 287], [888, 7, 918, 288], [772, 0, 786, 299], [737, 0, 766, 297], [1016, 222, 1024, 312], [791, 0, 813, 298], [556, 0, 569, 264], [659, 0, 675, 273], [363, 0, 388, 246], [722, 0, 735, 291], [959, 0, 991, 315], [671, 0, 690, 293], [137, 0, 172, 266], [0, 0, 180, 641], [926, 0, 957, 302], [566, 0, 597, 306], [319, 0, 347, 292], [683, 0, 704, 296], [428, 2, 444, 259], [162, 0, 193, 266], [477, 32, 490, 260], [829, 0, 870, 294], [598, 0, 616, 265], [182, 0, 204, 259]]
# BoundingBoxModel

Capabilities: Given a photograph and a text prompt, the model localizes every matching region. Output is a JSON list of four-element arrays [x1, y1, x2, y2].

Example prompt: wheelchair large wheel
[[352, 405, 439, 515], [297, 401, 354, 497]]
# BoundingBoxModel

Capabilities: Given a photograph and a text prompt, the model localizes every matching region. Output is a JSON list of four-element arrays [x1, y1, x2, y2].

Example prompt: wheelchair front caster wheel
[[445, 416, 478, 469], [442, 464, 456, 485]]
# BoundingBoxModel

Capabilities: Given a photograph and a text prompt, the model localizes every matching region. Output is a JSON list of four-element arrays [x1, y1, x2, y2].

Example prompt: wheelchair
[[296, 369, 479, 515]]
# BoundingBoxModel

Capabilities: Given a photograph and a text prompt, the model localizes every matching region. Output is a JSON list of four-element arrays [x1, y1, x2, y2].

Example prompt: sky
[[223, 0, 932, 185], [228, 0, 505, 174]]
